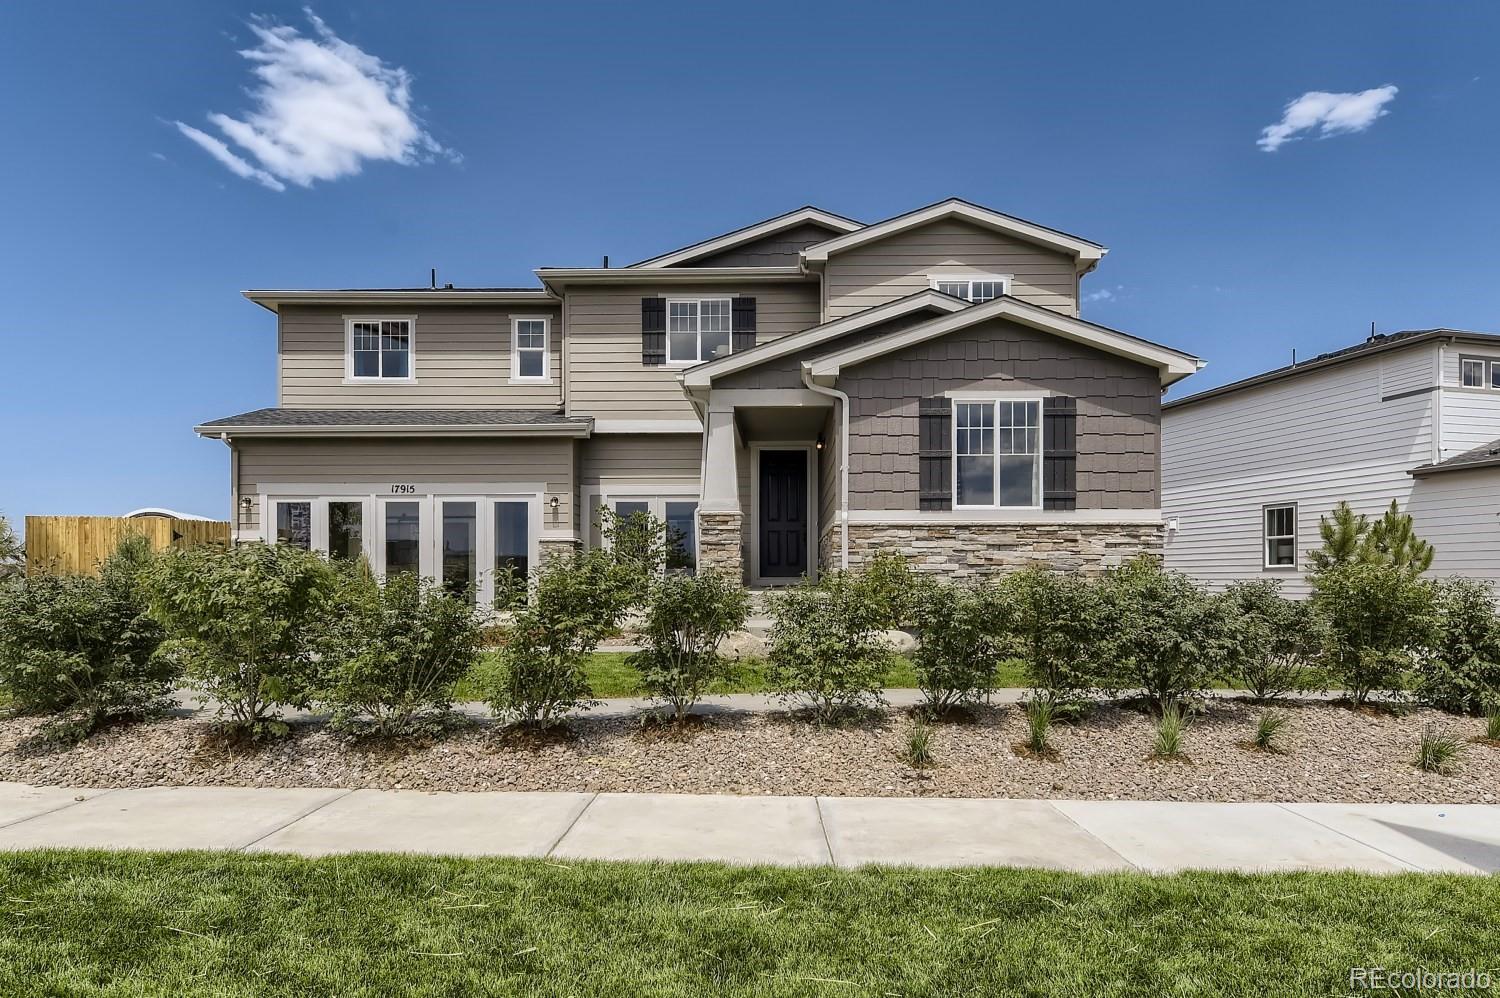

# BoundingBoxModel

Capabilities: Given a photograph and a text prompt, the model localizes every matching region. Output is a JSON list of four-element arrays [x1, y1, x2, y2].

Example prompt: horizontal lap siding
[[278, 305, 563, 409], [565, 281, 819, 420], [580, 434, 702, 485], [823, 220, 1078, 320], [235, 437, 575, 536], [840, 317, 1160, 511], [1409, 468, 1500, 584]]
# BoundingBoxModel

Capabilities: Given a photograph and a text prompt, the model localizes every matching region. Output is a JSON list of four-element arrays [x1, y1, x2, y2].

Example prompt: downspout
[[219, 433, 238, 544], [1433, 339, 1449, 464], [801, 365, 850, 570]]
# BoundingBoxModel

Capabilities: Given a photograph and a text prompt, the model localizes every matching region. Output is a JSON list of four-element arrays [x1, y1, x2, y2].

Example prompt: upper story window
[[1264, 503, 1297, 568], [346, 316, 414, 381], [667, 297, 732, 364], [1459, 355, 1500, 389], [954, 398, 1041, 508], [930, 274, 1010, 303], [511, 316, 550, 382]]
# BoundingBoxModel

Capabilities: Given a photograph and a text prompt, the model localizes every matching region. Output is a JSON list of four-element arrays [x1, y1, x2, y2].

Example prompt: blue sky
[[3, 1, 1497, 525]]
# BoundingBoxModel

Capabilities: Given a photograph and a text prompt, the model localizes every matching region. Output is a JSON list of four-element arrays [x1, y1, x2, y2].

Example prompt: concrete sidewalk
[[2, 782, 1496, 873]]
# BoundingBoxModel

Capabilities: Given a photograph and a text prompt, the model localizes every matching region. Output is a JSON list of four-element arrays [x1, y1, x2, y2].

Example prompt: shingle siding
[[686, 222, 849, 268]]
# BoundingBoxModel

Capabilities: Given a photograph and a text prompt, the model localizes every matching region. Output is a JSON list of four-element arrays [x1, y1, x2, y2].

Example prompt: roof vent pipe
[[430, 268, 436, 289], [603, 255, 610, 268]]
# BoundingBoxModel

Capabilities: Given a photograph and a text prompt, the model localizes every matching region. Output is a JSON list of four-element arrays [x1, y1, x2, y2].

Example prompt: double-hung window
[[1263, 504, 1297, 568], [930, 274, 1009, 303], [954, 399, 1041, 508], [511, 316, 549, 381], [1459, 355, 1500, 390], [667, 298, 732, 364], [347, 316, 414, 380]]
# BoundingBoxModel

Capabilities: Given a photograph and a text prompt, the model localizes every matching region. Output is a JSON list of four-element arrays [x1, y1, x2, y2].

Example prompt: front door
[[758, 449, 808, 580]]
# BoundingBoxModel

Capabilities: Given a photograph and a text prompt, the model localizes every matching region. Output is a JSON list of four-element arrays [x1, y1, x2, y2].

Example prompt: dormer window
[[346, 316, 414, 381], [930, 274, 1010, 303]]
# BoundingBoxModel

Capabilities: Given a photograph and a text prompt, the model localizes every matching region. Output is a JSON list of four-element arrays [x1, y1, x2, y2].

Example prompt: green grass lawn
[[1, 851, 1495, 997]]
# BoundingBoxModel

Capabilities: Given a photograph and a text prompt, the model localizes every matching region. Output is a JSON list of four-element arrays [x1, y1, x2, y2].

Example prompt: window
[[493, 501, 530, 609], [511, 317, 549, 381], [590, 494, 700, 574], [1462, 358, 1485, 388], [327, 501, 363, 560], [929, 275, 1010, 303], [275, 501, 311, 549], [664, 501, 698, 575], [1264, 504, 1297, 568], [1491, 361, 1500, 390], [666, 298, 732, 364], [954, 399, 1040, 508], [384, 501, 421, 576], [441, 501, 477, 602], [347, 317, 414, 380]]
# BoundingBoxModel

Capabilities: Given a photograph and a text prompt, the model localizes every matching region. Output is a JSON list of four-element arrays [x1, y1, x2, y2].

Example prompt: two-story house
[[1162, 328, 1500, 594], [196, 198, 1202, 604]]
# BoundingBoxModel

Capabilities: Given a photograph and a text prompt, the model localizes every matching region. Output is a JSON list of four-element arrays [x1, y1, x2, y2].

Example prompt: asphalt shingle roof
[[198, 408, 589, 429], [1410, 437, 1500, 477]]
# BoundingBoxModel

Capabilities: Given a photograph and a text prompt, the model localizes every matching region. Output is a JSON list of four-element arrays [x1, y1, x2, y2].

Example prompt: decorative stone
[[877, 629, 919, 654], [844, 522, 1163, 579], [699, 510, 744, 583], [717, 630, 767, 660]]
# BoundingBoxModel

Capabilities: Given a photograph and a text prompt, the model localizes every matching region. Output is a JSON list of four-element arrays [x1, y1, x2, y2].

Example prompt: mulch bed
[[2, 700, 1497, 803]]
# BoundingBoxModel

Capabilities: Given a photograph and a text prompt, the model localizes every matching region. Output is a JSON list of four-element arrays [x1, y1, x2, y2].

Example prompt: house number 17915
[[388, 484, 416, 494]]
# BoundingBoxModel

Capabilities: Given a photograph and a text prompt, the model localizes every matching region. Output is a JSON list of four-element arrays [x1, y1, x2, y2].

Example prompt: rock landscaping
[[3, 699, 1495, 803]]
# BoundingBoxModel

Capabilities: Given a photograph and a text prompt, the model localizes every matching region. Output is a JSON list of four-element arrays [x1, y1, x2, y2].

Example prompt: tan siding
[[278, 305, 563, 409], [564, 281, 820, 420], [235, 437, 575, 537], [579, 434, 702, 485], [823, 219, 1079, 320]]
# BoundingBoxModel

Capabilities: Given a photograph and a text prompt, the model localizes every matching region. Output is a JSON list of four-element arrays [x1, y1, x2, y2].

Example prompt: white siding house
[[1162, 329, 1500, 596]]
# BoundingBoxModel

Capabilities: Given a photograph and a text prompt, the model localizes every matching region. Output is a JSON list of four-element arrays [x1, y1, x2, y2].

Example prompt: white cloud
[[1257, 85, 1398, 152], [1083, 285, 1123, 304], [174, 9, 455, 190]]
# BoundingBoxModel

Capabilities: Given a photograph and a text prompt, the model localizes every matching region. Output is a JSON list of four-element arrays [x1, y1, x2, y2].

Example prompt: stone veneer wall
[[845, 522, 1163, 578], [699, 511, 745, 583], [818, 522, 843, 574], [537, 539, 580, 566]]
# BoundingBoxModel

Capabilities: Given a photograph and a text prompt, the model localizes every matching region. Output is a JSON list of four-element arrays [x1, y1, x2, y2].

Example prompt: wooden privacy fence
[[25, 516, 231, 577]]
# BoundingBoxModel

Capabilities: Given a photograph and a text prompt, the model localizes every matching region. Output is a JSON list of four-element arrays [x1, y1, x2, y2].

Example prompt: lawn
[[1, 851, 1495, 997]]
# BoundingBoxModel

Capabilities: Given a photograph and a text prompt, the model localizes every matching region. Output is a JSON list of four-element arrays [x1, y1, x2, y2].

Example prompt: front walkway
[[2, 782, 1495, 873]]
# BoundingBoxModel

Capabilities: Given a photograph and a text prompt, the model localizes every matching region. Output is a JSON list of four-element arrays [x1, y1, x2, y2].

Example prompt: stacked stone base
[[845, 521, 1163, 579], [698, 510, 745, 582]]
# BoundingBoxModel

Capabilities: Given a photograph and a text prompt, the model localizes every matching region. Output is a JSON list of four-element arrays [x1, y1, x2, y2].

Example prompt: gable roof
[[802, 296, 1201, 386], [1410, 437, 1500, 478], [243, 288, 552, 313], [799, 198, 1108, 274], [679, 289, 972, 389], [628, 206, 863, 269], [195, 408, 592, 438]]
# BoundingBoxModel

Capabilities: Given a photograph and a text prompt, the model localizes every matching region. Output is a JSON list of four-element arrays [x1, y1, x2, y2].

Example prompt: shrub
[[1414, 722, 1464, 775], [859, 551, 918, 629], [312, 567, 482, 736], [1024, 697, 1054, 755], [143, 542, 335, 739], [1252, 710, 1288, 753], [904, 718, 934, 768], [1102, 557, 1233, 711], [1309, 500, 1434, 575], [908, 578, 1009, 714], [1152, 703, 1188, 759], [597, 507, 671, 605], [0, 512, 22, 582], [765, 565, 895, 722], [1311, 561, 1438, 706], [628, 571, 748, 724], [1222, 580, 1325, 700], [1485, 704, 1500, 742], [1420, 577, 1500, 715], [0, 543, 171, 742], [485, 549, 634, 727], [1002, 567, 1108, 705]]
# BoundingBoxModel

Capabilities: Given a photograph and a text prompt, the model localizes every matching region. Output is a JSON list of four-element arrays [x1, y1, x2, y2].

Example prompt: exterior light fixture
[[549, 496, 561, 511], [816, 434, 825, 451]]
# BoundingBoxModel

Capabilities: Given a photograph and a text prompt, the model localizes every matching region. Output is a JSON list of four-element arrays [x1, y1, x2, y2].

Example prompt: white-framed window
[[586, 490, 700, 574], [1263, 503, 1297, 568], [953, 398, 1041, 508], [1491, 360, 1500, 390], [929, 274, 1010, 303], [345, 316, 415, 381], [510, 316, 550, 382], [1461, 357, 1485, 388], [666, 297, 733, 364]]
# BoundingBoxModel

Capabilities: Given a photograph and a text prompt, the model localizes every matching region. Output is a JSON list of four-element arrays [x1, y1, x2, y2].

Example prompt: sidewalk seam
[[813, 797, 839, 867], [1271, 803, 1424, 872], [543, 792, 599, 858], [236, 789, 354, 853], [1046, 801, 1141, 871], [0, 786, 125, 831]]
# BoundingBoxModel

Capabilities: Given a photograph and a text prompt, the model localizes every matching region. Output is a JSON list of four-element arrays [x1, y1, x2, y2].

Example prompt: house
[[195, 198, 1202, 603], [1162, 328, 1500, 595]]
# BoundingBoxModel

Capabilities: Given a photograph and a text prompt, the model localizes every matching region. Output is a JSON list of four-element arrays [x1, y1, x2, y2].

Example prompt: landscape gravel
[[2, 700, 1496, 803]]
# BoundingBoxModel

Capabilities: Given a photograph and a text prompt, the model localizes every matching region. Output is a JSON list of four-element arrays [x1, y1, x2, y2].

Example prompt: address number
[[389, 484, 417, 494]]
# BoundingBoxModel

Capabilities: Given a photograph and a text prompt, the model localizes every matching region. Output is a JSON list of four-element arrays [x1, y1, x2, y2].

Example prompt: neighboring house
[[1162, 328, 1500, 595], [196, 198, 1202, 604]]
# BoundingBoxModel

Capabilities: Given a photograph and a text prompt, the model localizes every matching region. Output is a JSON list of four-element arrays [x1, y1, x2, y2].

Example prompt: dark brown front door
[[758, 449, 807, 580]]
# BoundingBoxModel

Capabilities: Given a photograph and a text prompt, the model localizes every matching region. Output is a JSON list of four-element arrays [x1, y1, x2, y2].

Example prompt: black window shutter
[[641, 297, 666, 366], [918, 396, 953, 511], [1043, 396, 1077, 511], [731, 297, 757, 353]]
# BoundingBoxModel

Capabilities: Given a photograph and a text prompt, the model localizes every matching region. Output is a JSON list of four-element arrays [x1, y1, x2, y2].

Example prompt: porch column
[[698, 407, 744, 582]]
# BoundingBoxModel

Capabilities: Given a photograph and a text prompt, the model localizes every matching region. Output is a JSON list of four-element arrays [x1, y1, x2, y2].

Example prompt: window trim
[[951, 397, 1043, 511], [664, 296, 734, 366], [344, 315, 417, 384], [928, 273, 1012, 303], [1262, 502, 1298, 570], [509, 314, 551, 384]]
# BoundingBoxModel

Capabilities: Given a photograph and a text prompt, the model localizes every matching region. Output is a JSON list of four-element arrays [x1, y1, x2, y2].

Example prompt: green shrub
[[1221, 580, 1325, 700], [1414, 722, 1464, 775], [1420, 577, 1500, 715], [485, 549, 634, 727], [1485, 704, 1500, 742], [1252, 710, 1288, 753], [597, 508, 671, 605], [1024, 697, 1054, 755], [1309, 500, 1434, 575], [0, 512, 23, 583], [859, 551, 918, 629], [0, 543, 172, 742], [1311, 561, 1438, 706], [766, 565, 895, 722], [909, 578, 1008, 714], [1002, 567, 1108, 705], [1102, 558, 1232, 711], [1152, 703, 1188, 759], [905, 717, 934, 768], [628, 571, 748, 723], [143, 543, 335, 739], [312, 568, 481, 736]]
